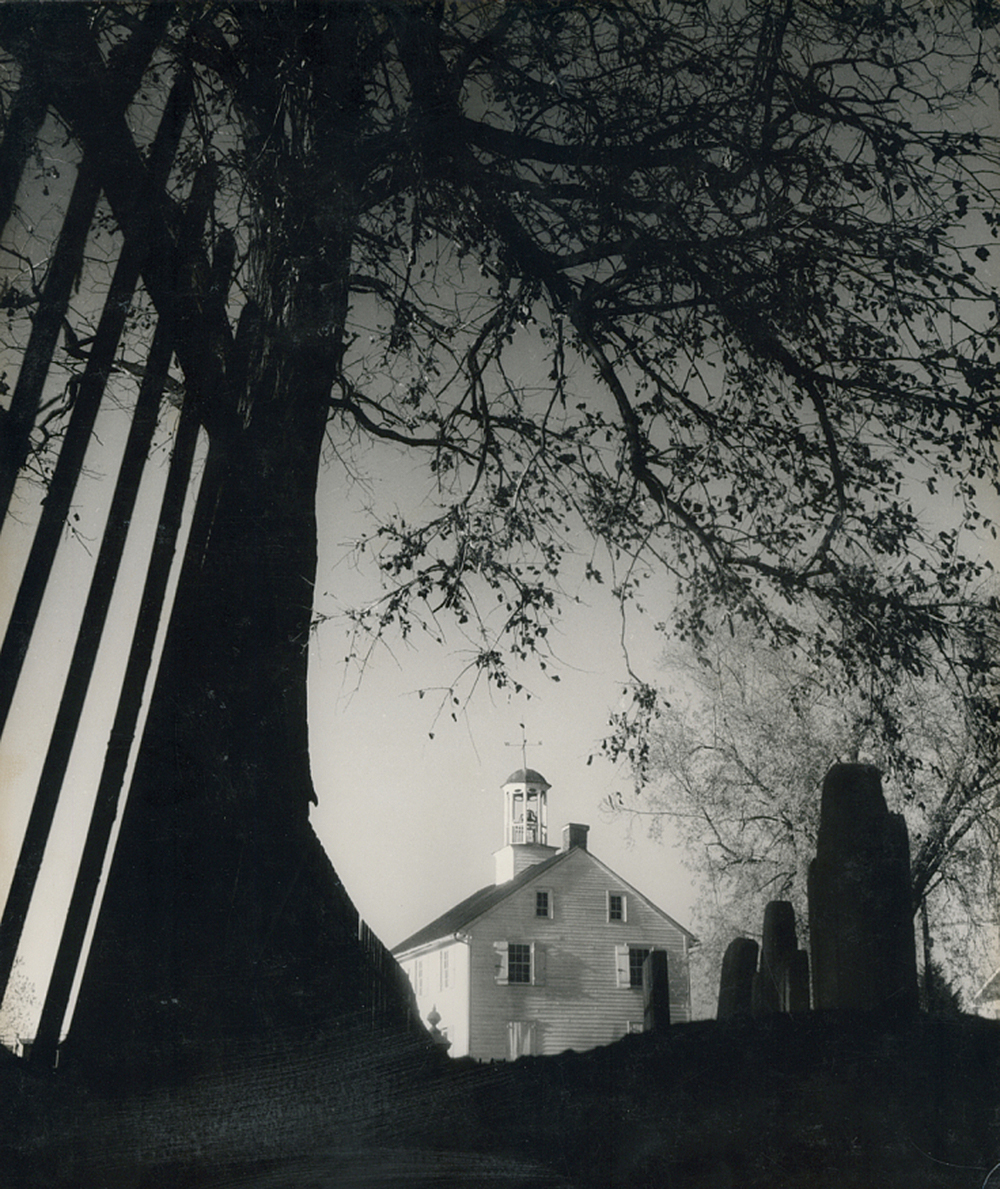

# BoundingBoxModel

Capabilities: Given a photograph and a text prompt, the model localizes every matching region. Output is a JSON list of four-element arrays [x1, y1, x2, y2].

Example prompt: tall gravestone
[[717, 937, 758, 1020], [808, 763, 918, 1014], [642, 949, 671, 1032], [752, 901, 809, 1015]]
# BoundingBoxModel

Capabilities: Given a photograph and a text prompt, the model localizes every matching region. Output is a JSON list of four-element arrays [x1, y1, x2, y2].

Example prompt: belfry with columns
[[493, 768, 559, 884]]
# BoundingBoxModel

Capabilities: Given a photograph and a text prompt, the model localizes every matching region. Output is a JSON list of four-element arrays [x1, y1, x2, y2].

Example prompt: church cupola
[[502, 768, 550, 846], [494, 768, 558, 884]]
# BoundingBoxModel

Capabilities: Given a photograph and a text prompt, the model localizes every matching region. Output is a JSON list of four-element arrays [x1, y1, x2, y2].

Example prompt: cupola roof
[[504, 767, 549, 786]]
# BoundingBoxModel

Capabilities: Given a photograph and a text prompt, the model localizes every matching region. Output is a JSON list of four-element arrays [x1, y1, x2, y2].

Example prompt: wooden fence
[[358, 918, 426, 1038]]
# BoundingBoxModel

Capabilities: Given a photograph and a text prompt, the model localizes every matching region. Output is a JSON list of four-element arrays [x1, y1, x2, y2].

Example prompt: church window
[[629, 947, 650, 987], [508, 943, 531, 983], [615, 944, 655, 988], [494, 941, 546, 985]]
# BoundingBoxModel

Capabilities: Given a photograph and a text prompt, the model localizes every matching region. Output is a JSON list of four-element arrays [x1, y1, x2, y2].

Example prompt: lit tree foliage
[[609, 607, 1000, 1011]]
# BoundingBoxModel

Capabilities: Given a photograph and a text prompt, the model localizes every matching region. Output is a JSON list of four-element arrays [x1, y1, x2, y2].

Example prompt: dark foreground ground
[[2, 1010, 999, 1188]]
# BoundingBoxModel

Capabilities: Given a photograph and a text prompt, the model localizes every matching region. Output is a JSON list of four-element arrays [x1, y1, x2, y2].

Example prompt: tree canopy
[[0, 0, 998, 1053], [4, 2, 998, 677]]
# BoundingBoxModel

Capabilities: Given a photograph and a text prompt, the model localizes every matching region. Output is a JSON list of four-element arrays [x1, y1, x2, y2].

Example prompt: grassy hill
[[2, 1011, 998, 1187]]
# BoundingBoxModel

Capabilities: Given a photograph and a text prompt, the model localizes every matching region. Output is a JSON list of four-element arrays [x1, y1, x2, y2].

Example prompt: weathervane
[[505, 722, 541, 770]]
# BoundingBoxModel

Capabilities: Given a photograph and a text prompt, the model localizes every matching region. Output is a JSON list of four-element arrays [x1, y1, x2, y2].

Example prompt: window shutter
[[494, 940, 509, 985], [548, 891, 555, 920], [531, 942, 546, 986], [614, 944, 630, 988]]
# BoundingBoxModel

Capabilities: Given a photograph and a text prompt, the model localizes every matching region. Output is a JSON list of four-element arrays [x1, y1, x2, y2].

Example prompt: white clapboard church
[[393, 768, 694, 1061]]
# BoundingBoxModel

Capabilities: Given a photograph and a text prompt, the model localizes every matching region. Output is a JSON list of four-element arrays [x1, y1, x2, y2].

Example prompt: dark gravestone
[[750, 901, 811, 1016], [643, 950, 671, 1032], [808, 763, 918, 1014], [718, 937, 758, 1020], [753, 901, 798, 1016], [785, 948, 810, 1013]]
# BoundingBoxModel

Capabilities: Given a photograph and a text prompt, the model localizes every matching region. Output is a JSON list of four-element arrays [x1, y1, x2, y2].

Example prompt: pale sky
[[311, 456, 699, 954]]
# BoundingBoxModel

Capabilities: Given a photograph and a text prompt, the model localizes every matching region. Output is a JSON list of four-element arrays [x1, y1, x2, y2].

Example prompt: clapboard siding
[[465, 848, 691, 1059], [400, 940, 471, 1055]]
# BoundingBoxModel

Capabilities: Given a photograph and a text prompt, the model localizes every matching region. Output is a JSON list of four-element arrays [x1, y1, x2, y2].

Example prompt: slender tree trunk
[[0, 60, 49, 237], [32, 390, 201, 1069], [0, 65, 192, 740], [0, 6, 172, 519]]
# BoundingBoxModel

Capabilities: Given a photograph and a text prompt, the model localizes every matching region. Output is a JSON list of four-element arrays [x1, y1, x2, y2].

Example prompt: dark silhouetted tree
[[0, 1, 996, 1057]]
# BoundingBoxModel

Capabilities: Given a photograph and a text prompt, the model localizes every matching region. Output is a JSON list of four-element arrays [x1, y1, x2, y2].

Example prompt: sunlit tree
[[608, 601, 1000, 1012]]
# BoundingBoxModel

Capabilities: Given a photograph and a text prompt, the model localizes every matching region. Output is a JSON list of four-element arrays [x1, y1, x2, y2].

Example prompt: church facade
[[393, 769, 695, 1061]]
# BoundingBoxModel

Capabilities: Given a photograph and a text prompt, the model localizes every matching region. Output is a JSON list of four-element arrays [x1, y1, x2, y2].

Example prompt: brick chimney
[[562, 823, 589, 851]]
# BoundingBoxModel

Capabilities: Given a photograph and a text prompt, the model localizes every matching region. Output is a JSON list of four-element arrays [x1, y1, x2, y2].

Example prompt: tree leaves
[[4, 0, 997, 750]]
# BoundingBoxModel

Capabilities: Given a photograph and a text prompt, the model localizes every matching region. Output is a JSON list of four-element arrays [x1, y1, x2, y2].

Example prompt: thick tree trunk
[[8, 3, 411, 1068], [69, 179, 375, 1071], [68, 349, 366, 1065]]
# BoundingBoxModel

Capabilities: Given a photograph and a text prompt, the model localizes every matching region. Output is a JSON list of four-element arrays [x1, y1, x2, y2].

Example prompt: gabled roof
[[392, 849, 570, 955], [391, 846, 695, 955]]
